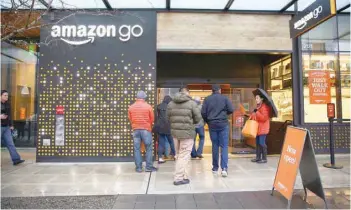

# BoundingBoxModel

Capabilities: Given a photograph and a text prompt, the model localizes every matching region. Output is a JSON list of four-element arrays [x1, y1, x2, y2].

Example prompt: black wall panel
[[37, 11, 157, 162]]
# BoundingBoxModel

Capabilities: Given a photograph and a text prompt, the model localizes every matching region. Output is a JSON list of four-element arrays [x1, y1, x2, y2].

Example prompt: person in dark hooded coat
[[153, 95, 176, 163]]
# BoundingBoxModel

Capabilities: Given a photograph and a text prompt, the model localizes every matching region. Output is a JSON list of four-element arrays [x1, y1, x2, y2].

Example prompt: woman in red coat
[[250, 94, 271, 164]]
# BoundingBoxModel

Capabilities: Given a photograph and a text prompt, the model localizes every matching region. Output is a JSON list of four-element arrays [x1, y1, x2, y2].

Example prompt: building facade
[[1, 0, 350, 162]]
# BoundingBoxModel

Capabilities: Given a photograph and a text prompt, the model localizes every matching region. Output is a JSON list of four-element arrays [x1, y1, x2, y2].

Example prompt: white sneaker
[[221, 170, 228, 177], [212, 170, 218, 175]]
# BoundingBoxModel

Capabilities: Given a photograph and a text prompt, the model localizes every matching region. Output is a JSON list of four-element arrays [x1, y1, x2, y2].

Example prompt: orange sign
[[19, 108, 26, 120], [308, 70, 331, 104], [273, 126, 307, 200], [327, 103, 335, 119]]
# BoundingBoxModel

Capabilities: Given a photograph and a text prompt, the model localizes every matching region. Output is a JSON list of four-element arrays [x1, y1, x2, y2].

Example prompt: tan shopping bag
[[241, 117, 259, 139]]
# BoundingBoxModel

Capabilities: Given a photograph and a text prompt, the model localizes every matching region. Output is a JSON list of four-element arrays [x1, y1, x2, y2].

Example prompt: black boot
[[251, 145, 261, 162], [257, 145, 267, 164]]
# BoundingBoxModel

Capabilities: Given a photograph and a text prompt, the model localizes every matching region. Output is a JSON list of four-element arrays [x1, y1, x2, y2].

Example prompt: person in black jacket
[[1, 90, 25, 165], [153, 96, 176, 164], [201, 85, 233, 177]]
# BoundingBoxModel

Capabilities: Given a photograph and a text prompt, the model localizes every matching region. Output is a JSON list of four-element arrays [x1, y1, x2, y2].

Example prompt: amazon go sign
[[51, 24, 143, 45]]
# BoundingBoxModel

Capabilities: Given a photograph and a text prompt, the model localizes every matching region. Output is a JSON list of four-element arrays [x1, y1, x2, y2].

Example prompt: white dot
[[41, 132, 45, 135], [87, 66, 90, 70], [104, 104, 107, 107], [90, 87, 93, 90], [42, 108, 45, 111], [114, 101, 117, 104], [72, 150, 75, 153], [92, 143, 96, 146], [148, 73, 152, 77], [76, 104, 79, 107], [124, 66, 128, 70], [43, 80, 46, 83], [77, 74, 80, 77], [60, 81, 63, 84], [93, 121, 96, 125], [124, 91, 128, 94], [60, 91, 63, 94], [75, 132, 78, 135], [53, 67, 57, 70], [104, 77, 107, 80], [103, 132, 106, 136], [60, 77, 63, 80], [93, 101, 96, 104], [149, 64, 152, 66]]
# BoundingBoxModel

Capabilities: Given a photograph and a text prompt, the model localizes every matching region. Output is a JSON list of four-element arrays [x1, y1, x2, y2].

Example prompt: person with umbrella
[[250, 88, 278, 164]]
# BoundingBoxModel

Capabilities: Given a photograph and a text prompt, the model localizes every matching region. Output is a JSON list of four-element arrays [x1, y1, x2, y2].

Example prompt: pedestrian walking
[[1, 90, 25, 166], [153, 95, 176, 164], [191, 96, 205, 159], [167, 87, 202, 185], [128, 90, 157, 173], [201, 84, 234, 177], [250, 88, 277, 164]]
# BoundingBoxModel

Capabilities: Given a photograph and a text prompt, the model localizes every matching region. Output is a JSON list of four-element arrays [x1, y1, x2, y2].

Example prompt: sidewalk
[[1, 189, 350, 209], [1, 149, 350, 198]]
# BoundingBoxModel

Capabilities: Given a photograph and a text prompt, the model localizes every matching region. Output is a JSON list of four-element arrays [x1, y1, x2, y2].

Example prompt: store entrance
[[157, 84, 257, 156]]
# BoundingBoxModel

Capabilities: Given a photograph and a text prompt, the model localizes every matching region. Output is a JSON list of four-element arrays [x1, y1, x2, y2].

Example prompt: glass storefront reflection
[[1, 42, 38, 147]]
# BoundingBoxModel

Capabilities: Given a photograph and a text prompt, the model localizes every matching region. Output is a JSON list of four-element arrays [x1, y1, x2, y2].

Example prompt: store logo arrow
[[60, 37, 95, 45]]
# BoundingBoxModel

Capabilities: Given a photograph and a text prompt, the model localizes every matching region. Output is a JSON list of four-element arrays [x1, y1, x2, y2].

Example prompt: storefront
[[1, 0, 350, 162]]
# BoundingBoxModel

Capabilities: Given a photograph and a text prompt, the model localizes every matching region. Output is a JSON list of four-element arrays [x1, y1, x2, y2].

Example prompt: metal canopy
[[0, 0, 350, 13]]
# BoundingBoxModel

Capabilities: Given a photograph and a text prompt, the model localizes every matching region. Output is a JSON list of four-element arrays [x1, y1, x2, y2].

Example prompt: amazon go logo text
[[294, 6, 323, 30], [51, 25, 143, 45]]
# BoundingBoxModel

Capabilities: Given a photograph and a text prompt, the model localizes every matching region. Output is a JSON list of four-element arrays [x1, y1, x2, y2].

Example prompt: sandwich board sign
[[272, 126, 326, 209]]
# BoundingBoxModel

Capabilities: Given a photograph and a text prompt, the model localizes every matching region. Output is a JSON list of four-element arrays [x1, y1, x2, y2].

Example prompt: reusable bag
[[241, 117, 258, 139]]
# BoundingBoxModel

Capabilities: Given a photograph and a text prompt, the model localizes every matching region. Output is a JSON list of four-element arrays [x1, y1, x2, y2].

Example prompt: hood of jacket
[[173, 93, 191, 104], [162, 95, 172, 104]]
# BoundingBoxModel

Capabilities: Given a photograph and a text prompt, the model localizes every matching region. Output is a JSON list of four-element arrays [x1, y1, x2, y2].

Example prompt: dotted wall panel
[[37, 11, 157, 162], [304, 124, 350, 154]]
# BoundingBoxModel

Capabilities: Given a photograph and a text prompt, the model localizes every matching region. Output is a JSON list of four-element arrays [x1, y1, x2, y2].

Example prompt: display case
[[267, 56, 293, 122]]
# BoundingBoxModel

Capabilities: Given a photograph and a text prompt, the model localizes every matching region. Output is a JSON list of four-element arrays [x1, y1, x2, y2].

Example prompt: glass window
[[230, 0, 291, 11], [302, 53, 338, 123], [340, 52, 350, 119], [108, 0, 166, 9], [1, 42, 38, 147], [266, 56, 293, 122], [171, 0, 228, 9], [301, 17, 339, 52]]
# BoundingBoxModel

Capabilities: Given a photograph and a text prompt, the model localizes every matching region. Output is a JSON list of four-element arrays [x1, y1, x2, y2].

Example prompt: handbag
[[241, 116, 258, 139]]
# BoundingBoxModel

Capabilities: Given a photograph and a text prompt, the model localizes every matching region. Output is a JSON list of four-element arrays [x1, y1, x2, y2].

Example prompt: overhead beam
[[166, 0, 170, 10], [101, 0, 112, 10], [280, 0, 298, 12], [338, 3, 350, 13], [224, 0, 234, 11]]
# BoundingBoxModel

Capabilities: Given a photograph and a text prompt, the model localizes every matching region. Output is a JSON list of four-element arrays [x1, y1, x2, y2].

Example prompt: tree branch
[[26, 0, 36, 27], [1, 0, 54, 41]]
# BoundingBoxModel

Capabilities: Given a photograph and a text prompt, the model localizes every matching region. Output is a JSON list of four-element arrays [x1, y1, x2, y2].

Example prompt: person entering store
[[167, 87, 202, 185], [250, 88, 277, 164], [128, 90, 157, 173], [201, 84, 234, 177], [153, 95, 176, 164], [1, 90, 25, 166], [191, 96, 205, 159]]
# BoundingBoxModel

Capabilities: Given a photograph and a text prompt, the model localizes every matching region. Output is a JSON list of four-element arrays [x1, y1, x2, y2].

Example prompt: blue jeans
[[133, 130, 153, 170], [209, 125, 229, 171], [158, 134, 176, 157], [256, 135, 267, 146], [191, 126, 205, 157], [164, 140, 170, 156], [1, 126, 21, 163]]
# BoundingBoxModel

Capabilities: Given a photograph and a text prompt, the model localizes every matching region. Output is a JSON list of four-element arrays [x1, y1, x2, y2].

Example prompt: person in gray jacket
[[191, 96, 205, 159], [167, 87, 202, 186]]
